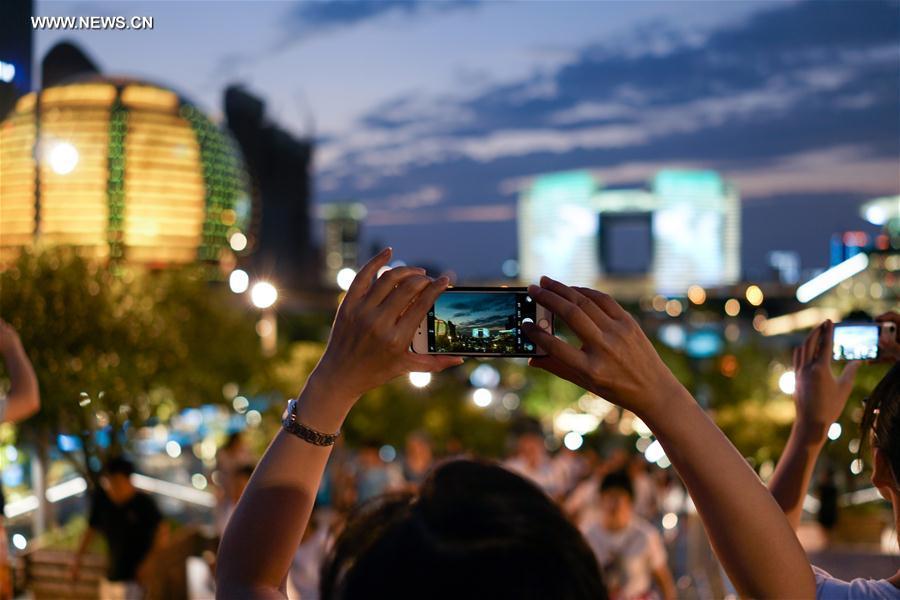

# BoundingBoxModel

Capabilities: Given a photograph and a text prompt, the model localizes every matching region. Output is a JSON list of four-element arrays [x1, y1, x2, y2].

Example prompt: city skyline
[[33, 0, 900, 280]]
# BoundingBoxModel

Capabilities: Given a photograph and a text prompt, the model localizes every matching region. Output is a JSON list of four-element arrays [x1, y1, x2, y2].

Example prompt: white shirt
[[584, 517, 667, 600], [503, 456, 567, 497], [815, 566, 900, 599]]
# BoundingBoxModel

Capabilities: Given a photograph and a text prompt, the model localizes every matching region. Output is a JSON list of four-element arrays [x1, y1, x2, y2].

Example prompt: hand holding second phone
[[792, 320, 859, 442], [523, 276, 687, 420], [301, 248, 462, 431]]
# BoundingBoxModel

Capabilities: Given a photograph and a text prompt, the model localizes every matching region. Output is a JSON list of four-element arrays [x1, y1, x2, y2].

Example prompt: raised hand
[[876, 311, 900, 362], [523, 276, 685, 416], [792, 321, 859, 441]]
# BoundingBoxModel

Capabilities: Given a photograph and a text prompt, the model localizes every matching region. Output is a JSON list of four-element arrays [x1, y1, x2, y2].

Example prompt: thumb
[[406, 354, 464, 373]]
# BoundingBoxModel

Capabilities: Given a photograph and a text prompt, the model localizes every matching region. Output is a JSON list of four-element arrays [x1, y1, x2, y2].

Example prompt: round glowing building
[[0, 77, 249, 267]]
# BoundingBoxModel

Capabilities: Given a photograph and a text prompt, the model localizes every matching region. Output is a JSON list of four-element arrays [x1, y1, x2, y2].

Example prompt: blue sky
[[36, 0, 900, 280]]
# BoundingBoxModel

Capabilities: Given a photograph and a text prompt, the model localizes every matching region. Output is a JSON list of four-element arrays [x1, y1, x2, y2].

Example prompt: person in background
[[565, 447, 627, 531], [0, 320, 40, 600], [583, 470, 676, 600], [71, 457, 167, 600], [504, 417, 567, 498], [816, 466, 839, 546], [215, 432, 254, 541], [216, 465, 254, 537], [355, 440, 403, 503], [627, 455, 658, 522], [401, 431, 433, 490]]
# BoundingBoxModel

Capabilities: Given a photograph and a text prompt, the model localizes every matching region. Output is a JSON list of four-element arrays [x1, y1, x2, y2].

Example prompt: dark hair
[[320, 459, 606, 599], [223, 431, 243, 451], [511, 416, 544, 438], [600, 469, 634, 499], [235, 464, 255, 479], [103, 456, 135, 477], [861, 363, 900, 479]]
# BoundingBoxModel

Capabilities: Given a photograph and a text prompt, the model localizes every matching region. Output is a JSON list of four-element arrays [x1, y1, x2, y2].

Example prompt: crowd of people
[[1, 247, 899, 599]]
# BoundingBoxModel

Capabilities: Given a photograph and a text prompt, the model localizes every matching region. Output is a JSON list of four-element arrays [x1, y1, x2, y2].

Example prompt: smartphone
[[832, 322, 894, 361], [412, 287, 553, 357]]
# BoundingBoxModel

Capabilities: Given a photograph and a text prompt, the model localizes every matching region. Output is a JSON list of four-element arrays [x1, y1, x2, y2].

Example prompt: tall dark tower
[[0, 0, 34, 120], [224, 86, 317, 291]]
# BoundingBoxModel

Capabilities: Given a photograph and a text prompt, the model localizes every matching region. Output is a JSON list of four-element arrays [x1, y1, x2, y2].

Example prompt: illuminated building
[[518, 169, 741, 294], [0, 76, 249, 268], [320, 202, 367, 287]]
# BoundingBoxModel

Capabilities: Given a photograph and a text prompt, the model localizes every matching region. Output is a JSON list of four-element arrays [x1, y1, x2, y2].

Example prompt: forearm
[[768, 421, 826, 530], [653, 568, 677, 600], [73, 528, 95, 564], [642, 386, 815, 599], [1, 344, 39, 422], [216, 375, 354, 597]]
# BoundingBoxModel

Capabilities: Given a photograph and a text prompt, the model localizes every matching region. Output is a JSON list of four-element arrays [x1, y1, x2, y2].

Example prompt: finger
[[378, 274, 432, 321], [528, 282, 601, 343], [522, 323, 589, 371], [803, 324, 822, 366], [875, 312, 900, 326], [397, 276, 450, 337], [573, 286, 629, 321], [539, 277, 612, 326], [837, 359, 861, 393], [405, 353, 464, 373], [528, 354, 587, 388], [815, 321, 833, 366], [366, 266, 427, 306], [792, 347, 801, 373], [344, 248, 392, 303]]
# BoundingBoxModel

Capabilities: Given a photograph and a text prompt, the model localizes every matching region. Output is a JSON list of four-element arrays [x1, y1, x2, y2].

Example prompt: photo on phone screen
[[832, 323, 879, 361], [417, 288, 550, 356]]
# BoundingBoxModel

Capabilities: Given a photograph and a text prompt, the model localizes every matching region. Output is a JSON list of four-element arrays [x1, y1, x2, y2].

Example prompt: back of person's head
[[223, 431, 243, 452], [862, 363, 900, 483], [103, 456, 135, 478], [320, 459, 607, 599], [600, 469, 634, 499]]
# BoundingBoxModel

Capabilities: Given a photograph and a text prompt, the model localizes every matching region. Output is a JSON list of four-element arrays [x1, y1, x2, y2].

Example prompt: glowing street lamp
[[229, 269, 249, 294], [336, 268, 356, 291], [250, 281, 278, 309]]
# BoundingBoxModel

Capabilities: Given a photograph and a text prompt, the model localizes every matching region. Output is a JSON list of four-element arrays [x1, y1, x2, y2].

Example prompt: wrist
[[293, 369, 359, 433], [792, 420, 828, 446]]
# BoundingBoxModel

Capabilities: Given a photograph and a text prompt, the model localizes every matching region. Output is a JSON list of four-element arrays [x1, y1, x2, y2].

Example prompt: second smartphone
[[411, 287, 552, 357]]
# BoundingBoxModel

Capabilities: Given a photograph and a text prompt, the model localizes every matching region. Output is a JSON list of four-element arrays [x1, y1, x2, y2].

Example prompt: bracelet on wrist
[[281, 398, 341, 446]]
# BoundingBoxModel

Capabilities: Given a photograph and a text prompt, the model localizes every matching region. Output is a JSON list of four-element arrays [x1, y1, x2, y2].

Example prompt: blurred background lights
[[232, 395, 249, 413], [245, 410, 262, 427], [165, 440, 182, 458], [191, 473, 208, 490], [724, 298, 741, 317], [687, 285, 706, 305], [47, 141, 79, 175], [779, 371, 796, 395], [850, 459, 864, 475], [469, 364, 501, 388], [563, 431, 584, 451], [229, 232, 248, 252], [745, 285, 764, 306], [555, 410, 600, 435], [828, 422, 842, 441], [12, 534, 26, 550], [250, 281, 278, 308], [379, 445, 397, 462], [336, 267, 357, 291], [644, 439, 666, 463], [472, 387, 493, 407], [662, 512, 678, 530], [409, 372, 432, 388], [501, 259, 520, 278], [665, 299, 683, 317], [228, 269, 249, 294], [502, 393, 520, 410], [376, 265, 392, 278]]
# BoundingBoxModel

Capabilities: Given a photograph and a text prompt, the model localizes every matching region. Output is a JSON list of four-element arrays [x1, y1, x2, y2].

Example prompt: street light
[[250, 281, 278, 309], [336, 268, 356, 291], [48, 141, 79, 175], [250, 281, 278, 356], [229, 269, 249, 294]]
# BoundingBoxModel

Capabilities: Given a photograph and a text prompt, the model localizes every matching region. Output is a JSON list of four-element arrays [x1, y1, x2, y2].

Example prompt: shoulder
[[814, 566, 900, 600], [631, 517, 661, 540]]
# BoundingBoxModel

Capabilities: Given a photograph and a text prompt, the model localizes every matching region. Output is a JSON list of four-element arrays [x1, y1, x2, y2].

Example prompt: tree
[[0, 247, 267, 506]]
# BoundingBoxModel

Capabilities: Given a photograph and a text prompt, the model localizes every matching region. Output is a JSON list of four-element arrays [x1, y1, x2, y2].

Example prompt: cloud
[[283, 0, 479, 41]]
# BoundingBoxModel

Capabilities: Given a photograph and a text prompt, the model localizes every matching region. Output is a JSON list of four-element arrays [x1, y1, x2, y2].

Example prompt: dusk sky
[[35, 0, 900, 280], [435, 293, 514, 330]]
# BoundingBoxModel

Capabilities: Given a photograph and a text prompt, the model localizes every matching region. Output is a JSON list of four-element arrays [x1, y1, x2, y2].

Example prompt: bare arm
[[69, 527, 96, 581], [652, 565, 677, 600], [0, 320, 40, 423], [524, 277, 815, 599], [215, 249, 461, 598], [769, 321, 858, 529]]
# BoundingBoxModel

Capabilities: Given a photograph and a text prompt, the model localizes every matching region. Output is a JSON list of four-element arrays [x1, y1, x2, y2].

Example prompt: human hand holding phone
[[521, 276, 685, 417], [875, 311, 900, 362]]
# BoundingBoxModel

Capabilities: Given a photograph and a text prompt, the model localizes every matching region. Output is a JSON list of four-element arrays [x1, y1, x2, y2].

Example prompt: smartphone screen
[[832, 323, 879, 361], [425, 288, 548, 356]]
